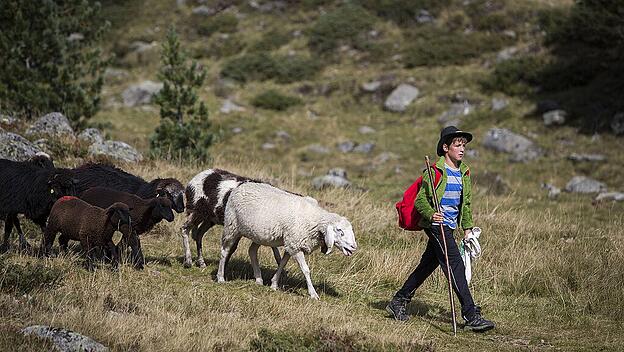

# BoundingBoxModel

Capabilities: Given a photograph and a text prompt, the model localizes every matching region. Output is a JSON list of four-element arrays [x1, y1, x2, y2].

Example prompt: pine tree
[[150, 27, 213, 160], [0, 0, 109, 124]]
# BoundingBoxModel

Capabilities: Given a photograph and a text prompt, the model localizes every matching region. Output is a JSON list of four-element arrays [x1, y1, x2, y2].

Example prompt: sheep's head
[[47, 169, 78, 200], [107, 202, 131, 227], [155, 178, 185, 213], [151, 197, 174, 222], [322, 216, 357, 256]]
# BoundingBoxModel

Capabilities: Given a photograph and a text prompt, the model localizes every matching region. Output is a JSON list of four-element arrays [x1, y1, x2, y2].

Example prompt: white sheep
[[216, 182, 357, 299]]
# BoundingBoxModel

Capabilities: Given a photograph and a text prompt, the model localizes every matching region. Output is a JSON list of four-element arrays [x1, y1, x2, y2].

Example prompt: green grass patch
[[195, 13, 239, 37], [251, 90, 302, 111], [0, 257, 64, 295], [307, 4, 376, 56], [357, 0, 450, 26], [250, 29, 292, 52], [221, 53, 322, 83]]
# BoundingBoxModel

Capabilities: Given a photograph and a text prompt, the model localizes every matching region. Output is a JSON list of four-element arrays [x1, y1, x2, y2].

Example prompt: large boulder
[[543, 109, 566, 126], [312, 169, 351, 190], [88, 140, 143, 163], [384, 84, 419, 112], [78, 128, 104, 144], [25, 112, 75, 141], [595, 192, 624, 202], [122, 81, 163, 107], [482, 128, 542, 162], [565, 176, 607, 194], [0, 130, 42, 161], [22, 325, 109, 352], [438, 102, 475, 127], [121, 41, 160, 67]]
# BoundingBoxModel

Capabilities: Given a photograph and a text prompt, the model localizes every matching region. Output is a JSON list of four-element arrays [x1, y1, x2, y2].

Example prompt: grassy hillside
[[2, 0, 624, 350]]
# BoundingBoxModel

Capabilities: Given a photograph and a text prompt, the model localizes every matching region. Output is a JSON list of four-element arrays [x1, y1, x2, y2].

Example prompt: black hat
[[436, 126, 473, 156]]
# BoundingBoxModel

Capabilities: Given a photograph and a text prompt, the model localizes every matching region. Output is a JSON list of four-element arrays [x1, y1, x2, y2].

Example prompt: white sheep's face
[[325, 217, 357, 256]]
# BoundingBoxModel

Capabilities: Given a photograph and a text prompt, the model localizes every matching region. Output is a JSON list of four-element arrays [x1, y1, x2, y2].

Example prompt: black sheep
[[71, 163, 185, 213], [79, 187, 175, 269], [0, 156, 76, 252]]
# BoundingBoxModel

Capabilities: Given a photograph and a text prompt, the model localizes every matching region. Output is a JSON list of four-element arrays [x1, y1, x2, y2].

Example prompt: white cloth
[[461, 227, 482, 284]]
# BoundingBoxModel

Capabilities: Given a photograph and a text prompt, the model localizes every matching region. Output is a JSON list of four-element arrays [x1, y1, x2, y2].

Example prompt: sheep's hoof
[[183, 260, 193, 269], [270, 283, 279, 291], [310, 293, 320, 300], [217, 277, 226, 283], [197, 260, 206, 269], [255, 278, 264, 285]]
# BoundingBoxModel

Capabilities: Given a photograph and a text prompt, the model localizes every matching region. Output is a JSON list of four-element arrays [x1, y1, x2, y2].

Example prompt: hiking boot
[[464, 313, 495, 332], [386, 297, 409, 322]]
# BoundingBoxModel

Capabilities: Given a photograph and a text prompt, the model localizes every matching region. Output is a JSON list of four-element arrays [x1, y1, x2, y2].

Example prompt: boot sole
[[463, 324, 495, 332], [385, 305, 409, 322]]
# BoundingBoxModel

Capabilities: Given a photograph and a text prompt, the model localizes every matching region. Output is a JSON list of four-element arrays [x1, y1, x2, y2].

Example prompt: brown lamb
[[43, 196, 131, 270], [79, 187, 174, 269]]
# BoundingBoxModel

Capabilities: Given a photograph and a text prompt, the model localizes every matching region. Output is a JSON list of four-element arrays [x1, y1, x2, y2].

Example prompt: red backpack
[[395, 166, 442, 231]]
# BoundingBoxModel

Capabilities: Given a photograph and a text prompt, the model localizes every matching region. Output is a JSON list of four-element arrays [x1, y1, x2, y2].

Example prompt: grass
[[3, 0, 623, 350]]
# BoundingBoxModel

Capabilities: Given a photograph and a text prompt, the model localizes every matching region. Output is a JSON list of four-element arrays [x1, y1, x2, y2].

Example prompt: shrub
[[221, 53, 322, 83], [252, 90, 302, 111], [403, 29, 508, 67], [307, 4, 376, 56], [207, 34, 246, 59], [0, 0, 109, 125], [250, 29, 292, 52], [0, 257, 64, 294], [196, 13, 238, 37], [273, 55, 323, 83], [357, 0, 450, 26], [480, 56, 545, 96], [150, 27, 214, 160]]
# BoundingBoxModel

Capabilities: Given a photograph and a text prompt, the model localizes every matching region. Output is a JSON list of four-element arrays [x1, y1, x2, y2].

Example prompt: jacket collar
[[435, 156, 470, 175]]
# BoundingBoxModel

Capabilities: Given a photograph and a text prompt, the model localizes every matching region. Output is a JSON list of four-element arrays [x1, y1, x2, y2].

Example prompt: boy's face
[[444, 138, 466, 163]]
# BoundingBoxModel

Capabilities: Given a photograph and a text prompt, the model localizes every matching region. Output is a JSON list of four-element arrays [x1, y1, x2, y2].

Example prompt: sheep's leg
[[59, 235, 69, 252], [193, 221, 213, 268], [130, 234, 144, 270], [181, 216, 197, 268], [1, 214, 14, 252], [217, 235, 241, 283], [270, 252, 291, 290], [292, 252, 319, 300], [248, 242, 263, 285], [271, 247, 282, 266], [10, 215, 31, 251], [83, 243, 96, 271], [41, 226, 58, 257], [107, 241, 120, 271]]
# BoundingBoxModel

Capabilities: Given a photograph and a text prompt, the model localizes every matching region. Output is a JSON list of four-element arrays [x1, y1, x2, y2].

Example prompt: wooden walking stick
[[425, 156, 457, 336]]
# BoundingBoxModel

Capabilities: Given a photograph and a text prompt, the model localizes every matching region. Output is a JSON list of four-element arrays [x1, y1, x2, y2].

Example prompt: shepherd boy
[[386, 126, 495, 332]]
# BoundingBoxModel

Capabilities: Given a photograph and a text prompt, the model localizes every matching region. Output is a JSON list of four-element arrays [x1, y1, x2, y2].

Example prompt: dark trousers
[[395, 225, 477, 320]]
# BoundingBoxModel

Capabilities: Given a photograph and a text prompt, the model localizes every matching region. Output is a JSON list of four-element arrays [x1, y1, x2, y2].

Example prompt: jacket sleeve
[[414, 169, 435, 221], [461, 172, 474, 230]]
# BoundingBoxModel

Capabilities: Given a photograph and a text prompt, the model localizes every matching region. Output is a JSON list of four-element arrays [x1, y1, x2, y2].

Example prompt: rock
[[192, 5, 216, 16], [122, 81, 163, 107], [543, 109, 566, 126], [611, 112, 624, 135], [358, 126, 376, 134], [261, 143, 276, 150], [337, 141, 355, 153], [353, 142, 375, 154], [25, 112, 75, 141], [312, 169, 351, 190], [415, 9, 434, 24], [78, 128, 104, 144], [306, 144, 329, 154], [0, 131, 42, 161], [103, 68, 128, 84], [568, 153, 606, 162], [275, 130, 290, 141], [249, 0, 286, 13], [67, 33, 84, 42], [491, 98, 508, 111], [482, 128, 542, 162], [473, 171, 510, 195], [565, 176, 607, 194], [122, 41, 159, 66], [361, 81, 381, 93], [328, 168, 347, 178], [220, 99, 246, 114], [372, 152, 398, 166], [232, 127, 243, 134], [595, 192, 624, 202], [438, 102, 474, 127], [0, 114, 17, 126], [496, 47, 518, 62], [384, 84, 419, 112], [21, 325, 109, 352], [542, 183, 561, 199], [33, 139, 51, 154], [88, 140, 143, 163]]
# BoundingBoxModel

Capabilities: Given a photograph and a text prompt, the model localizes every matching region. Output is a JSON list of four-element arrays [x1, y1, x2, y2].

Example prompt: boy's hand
[[432, 212, 443, 223], [464, 228, 473, 239]]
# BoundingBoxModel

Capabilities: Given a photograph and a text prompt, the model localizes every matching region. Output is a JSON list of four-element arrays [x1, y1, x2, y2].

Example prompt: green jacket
[[415, 156, 474, 231]]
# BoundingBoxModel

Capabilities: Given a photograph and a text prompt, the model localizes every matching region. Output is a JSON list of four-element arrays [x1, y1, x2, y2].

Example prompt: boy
[[386, 126, 495, 332]]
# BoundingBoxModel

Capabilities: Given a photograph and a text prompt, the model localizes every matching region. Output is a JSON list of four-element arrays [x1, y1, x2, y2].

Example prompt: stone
[[328, 168, 347, 178], [496, 47, 518, 62], [384, 84, 419, 112], [361, 81, 381, 93], [491, 98, 508, 111], [337, 141, 355, 153], [192, 5, 216, 16], [103, 68, 128, 84], [415, 9, 434, 24], [438, 102, 474, 127], [473, 171, 510, 195], [541, 183, 561, 199], [88, 140, 143, 163], [0, 131, 42, 161], [567, 153, 606, 162], [275, 130, 290, 141], [220, 99, 246, 114], [595, 192, 624, 202], [261, 143, 276, 150], [122, 81, 163, 107], [77, 128, 104, 144], [232, 127, 243, 134], [25, 112, 75, 141], [482, 128, 542, 162], [611, 112, 624, 135], [22, 325, 109, 352], [353, 142, 375, 154], [358, 126, 376, 134], [312, 171, 351, 190], [67, 33, 84, 42], [306, 144, 329, 154], [543, 109, 566, 126], [564, 176, 607, 194]]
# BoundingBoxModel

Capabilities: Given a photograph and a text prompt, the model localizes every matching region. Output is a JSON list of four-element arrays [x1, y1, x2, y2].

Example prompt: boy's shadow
[[371, 299, 457, 331]]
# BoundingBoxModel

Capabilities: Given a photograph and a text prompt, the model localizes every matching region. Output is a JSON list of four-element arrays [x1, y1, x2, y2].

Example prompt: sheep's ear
[[323, 224, 336, 255]]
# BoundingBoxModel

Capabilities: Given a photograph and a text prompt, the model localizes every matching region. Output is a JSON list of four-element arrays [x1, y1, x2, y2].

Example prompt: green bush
[[307, 4, 376, 56], [221, 53, 322, 83], [252, 90, 302, 111], [196, 13, 238, 37], [273, 55, 323, 83], [357, 0, 450, 26], [480, 56, 545, 96], [403, 29, 508, 67], [204, 34, 246, 59], [0, 0, 109, 124], [250, 29, 292, 52], [0, 257, 64, 294]]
